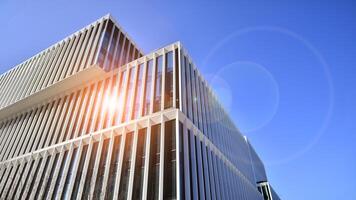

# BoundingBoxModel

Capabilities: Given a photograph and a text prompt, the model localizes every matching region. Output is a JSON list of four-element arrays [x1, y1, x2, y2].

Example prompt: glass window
[[62, 148, 78, 199], [128, 43, 134, 62], [78, 27, 94, 69], [142, 60, 153, 116], [132, 64, 144, 120], [0, 167, 12, 197], [147, 124, 161, 200], [71, 145, 88, 199], [85, 82, 101, 134], [91, 20, 109, 66], [121, 38, 129, 65], [132, 128, 147, 200], [179, 122, 186, 199], [97, 19, 113, 68], [43, 153, 59, 199], [113, 32, 124, 68], [194, 70, 202, 130], [104, 74, 118, 128], [69, 88, 87, 139], [83, 142, 99, 200], [188, 130, 199, 200], [10, 162, 28, 200], [78, 85, 94, 135], [163, 120, 177, 199], [52, 151, 68, 199], [123, 67, 136, 122], [95, 78, 110, 131], [94, 139, 110, 199], [91, 19, 108, 65], [134, 49, 139, 60], [26, 157, 43, 199], [175, 49, 180, 109], [114, 70, 127, 125], [106, 135, 122, 199], [164, 51, 174, 109], [184, 57, 192, 120], [118, 132, 134, 199], [153, 56, 163, 113], [206, 147, 216, 200], [197, 140, 207, 199], [104, 27, 119, 71], [18, 160, 34, 198], [3, 165, 19, 198], [191, 66, 198, 125]]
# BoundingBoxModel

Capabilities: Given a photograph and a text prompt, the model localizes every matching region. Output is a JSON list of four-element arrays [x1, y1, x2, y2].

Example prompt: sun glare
[[103, 92, 119, 111]]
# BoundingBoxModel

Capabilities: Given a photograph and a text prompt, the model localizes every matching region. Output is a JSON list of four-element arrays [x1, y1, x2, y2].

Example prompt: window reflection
[[103, 27, 119, 71], [142, 60, 153, 116], [62, 148, 78, 199], [132, 128, 147, 200], [26, 158, 43, 199], [164, 51, 174, 109], [118, 132, 134, 200], [163, 120, 177, 199], [33, 154, 51, 199], [113, 33, 124, 68], [52, 151, 68, 199], [83, 142, 99, 200], [106, 135, 122, 199], [123, 67, 136, 122], [114, 70, 127, 125], [132, 64, 144, 120], [153, 56, 163, 113], [43, 154, 59, 199], [94, 139, 110, 199], [71, 145, 88, 199], [121, 39, 129, 65], [148, 124, 161, 200], [97, 20, 113, 68]]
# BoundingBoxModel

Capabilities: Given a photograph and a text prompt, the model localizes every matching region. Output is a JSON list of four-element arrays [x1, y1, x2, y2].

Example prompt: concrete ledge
[[0, 65, 106, 121]]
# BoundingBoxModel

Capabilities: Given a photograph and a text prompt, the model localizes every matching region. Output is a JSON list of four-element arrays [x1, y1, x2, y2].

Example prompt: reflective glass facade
[[0, 14, 280, 200]]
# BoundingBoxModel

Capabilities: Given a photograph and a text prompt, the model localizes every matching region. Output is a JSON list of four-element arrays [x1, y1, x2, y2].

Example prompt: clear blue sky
[[0, 0, 355, 199]]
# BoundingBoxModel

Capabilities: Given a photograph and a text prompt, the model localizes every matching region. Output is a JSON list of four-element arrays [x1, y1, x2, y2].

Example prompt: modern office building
[[0, 14, 280, 200]]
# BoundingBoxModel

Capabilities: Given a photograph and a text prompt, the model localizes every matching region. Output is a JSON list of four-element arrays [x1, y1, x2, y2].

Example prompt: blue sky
[[0, 0, 355, 199]]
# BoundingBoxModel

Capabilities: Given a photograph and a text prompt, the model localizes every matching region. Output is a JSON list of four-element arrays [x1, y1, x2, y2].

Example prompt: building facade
[[0, 14, 280, 200]]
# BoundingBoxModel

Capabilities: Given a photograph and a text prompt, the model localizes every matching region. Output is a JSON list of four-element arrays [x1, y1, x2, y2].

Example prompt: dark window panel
[[52, 151, 68, 199], [82, 142, 99, 200], [147, 124, 161, 200], [132, 128, 147, 200], [113, 33, 124, 69], [90, 19, 109, 66], [179, 122, 186, 199], [71, 145, 89, 199], [164, 51, 174, 109], [175, 49, 180, 109], [33, 155, 51, 199], [114, 70, 127, 126], [142, 60, 153, 116], [94, 139, 110, 199], [163, 120, 177, 199], [122, 67, 136, 122], [132, 63, 144, 120], [62, 148, 79, 198], [153, 56, 163, 113], [43, 153, 60, 200], [118, 132, 134, 200], [104, 27, 119, 71], [106, 135, 122, 200]]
